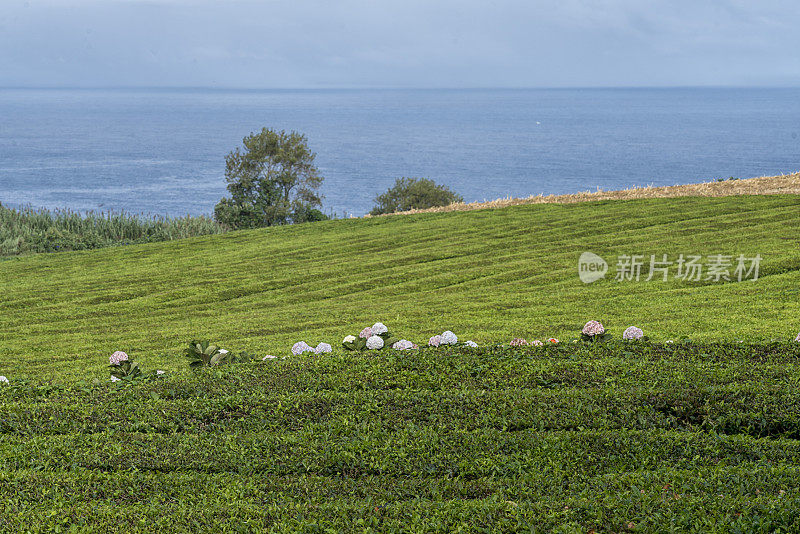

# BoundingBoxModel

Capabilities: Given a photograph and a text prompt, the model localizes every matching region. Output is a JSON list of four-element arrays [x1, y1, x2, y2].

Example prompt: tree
[[370, 177, 463, 216], [214, 128, 325, 229]]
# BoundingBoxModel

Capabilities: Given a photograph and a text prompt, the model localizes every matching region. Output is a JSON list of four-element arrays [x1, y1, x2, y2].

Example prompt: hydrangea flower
[[156, 370, 165, 375], [510, 338, 528, 346], [291, 341, 314, 355], [440, 331, 458, 345], [262, 354, 277, 360], [371, 322, 388, 335], [0, 375, 8, 384], [109, 351, 129, 366], [359, 327, 373, 339], [464, 340, 478, 347], [795, 332, 800, 342], [343, 335, 356, 343], [392, 339, 415, 350], [547, 338, 559, 344], [366, 335, 384, 350], [218, 349, 229, 355], [429, 335, 442, 347], [110, 376, 120, 382], [532, 339, 544, 346], [315, 343, 332, 354], [582, 320, 605, 336], [623, 326, 644, 340]]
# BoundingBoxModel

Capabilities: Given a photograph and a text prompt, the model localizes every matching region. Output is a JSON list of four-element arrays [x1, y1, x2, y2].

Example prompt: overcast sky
[[1, 0, 799, 88]]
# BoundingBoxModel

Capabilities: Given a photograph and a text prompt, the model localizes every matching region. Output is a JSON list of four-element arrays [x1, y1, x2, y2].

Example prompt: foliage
[[1, 195, 799, 378], [184, 341, 229, 368], [108, 359, 141, 380], [0, 203, 223, 256], [370, 177, 463, 215], [214, 128, 324, 229], [2, 342, 800, 530]]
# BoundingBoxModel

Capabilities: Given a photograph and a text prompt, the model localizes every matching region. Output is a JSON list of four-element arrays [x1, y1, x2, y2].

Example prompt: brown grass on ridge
[[369, 171, 800, 217]]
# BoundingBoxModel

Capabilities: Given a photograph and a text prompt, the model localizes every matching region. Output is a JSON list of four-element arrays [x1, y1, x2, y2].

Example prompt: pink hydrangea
[[392, 339, 416, 350], [109, 351, 129, 366], [359, 327, 373, 339], [623, 326, 644, 340], [532, 339, 544, 346], [510, 338, 528, 346], [428, 335, 442, 347], [582, 320, 605, 336]]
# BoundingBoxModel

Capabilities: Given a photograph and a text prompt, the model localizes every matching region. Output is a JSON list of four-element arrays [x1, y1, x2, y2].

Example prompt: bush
[[370, 177, 463, 215]]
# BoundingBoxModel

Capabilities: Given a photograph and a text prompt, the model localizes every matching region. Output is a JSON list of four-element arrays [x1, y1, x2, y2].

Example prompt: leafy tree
[[214, 128, 324, 229], [370, 177, 463, 216]]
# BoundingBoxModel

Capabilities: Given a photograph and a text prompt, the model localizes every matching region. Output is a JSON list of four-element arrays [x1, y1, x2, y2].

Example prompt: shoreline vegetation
[[372, 171, 800, 216], [0, 204, 223, 256], [1, 171, 798, 256]]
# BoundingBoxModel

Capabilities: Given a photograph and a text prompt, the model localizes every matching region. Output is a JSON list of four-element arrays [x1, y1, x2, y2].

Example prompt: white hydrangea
[[366, 335, 384, 350], [623, 326, 644, 340], [0, 375, 8, 384], [392, 339, 414, 350], [464, 340, 478, 347], [371, 322, 388, 335], [343, 335, 356, 343], [315, 342, 332, 354], [110, 376, 120, 382], [440, 331, 458, 345], [291, 342, 314, 355], [218, 349, 229, 355], [262, 354, 277, 360], [156, 370, 165, 375]]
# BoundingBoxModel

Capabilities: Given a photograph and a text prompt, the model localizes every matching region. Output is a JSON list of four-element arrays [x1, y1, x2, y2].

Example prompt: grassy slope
[[1, 195, 799, 378]]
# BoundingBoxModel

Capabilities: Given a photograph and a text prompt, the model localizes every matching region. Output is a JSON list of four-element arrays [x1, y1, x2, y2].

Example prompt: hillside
[[0, 194, 799, 379], [2, 194, 800, 531]]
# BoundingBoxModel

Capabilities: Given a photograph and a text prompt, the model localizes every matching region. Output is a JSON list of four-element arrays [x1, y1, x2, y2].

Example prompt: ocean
[[1, 87, 798, 217]]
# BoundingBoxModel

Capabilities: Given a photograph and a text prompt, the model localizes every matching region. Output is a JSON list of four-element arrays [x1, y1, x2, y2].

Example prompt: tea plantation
[[2, 343, 800, 531], [1, 195, 800, 531]]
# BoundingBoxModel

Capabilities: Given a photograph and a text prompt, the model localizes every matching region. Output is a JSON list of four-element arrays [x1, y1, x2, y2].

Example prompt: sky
[[1, 0, 799, 88]]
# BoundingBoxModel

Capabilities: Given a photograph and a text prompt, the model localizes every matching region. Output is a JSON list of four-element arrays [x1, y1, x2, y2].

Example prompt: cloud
[[1, 0, 798, 87]]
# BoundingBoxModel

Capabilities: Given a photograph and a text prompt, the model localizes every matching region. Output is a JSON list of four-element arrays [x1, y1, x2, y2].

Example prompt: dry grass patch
[[374, 171, 800, 216]]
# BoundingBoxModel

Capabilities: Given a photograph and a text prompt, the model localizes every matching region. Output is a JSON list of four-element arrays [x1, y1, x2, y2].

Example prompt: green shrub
[[370, 177, 463, 215]]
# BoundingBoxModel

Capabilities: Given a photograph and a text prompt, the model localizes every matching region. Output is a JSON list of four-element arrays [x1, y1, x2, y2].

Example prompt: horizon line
[[2, 84, 800, 92]]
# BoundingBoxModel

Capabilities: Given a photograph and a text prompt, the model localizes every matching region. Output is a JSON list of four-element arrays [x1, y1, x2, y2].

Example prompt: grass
[[2, 193, 800, 530], [2, 342, 800, 531], [0, 203, 223, 256], [1, 194, 799, 379], [387, 171, 800, 215]]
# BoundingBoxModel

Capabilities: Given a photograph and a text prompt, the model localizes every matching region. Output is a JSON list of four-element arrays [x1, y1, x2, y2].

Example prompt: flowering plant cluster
[[0, 375, 8, 385], [108, 351, 142, 380], [292, 342, 333, 355], [795, 331, 800, 343], [429, 330, 459, 347], [580, 320, 611, 342], [622, 326, 648, 341], [510, 337, 557, 347], [342, 322, 401, 351]]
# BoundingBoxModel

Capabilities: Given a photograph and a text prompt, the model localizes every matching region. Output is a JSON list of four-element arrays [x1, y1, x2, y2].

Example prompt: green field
[[1, 195, 798, 378], [2, 343, 800, 531], [2, 195, 800, 531]]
